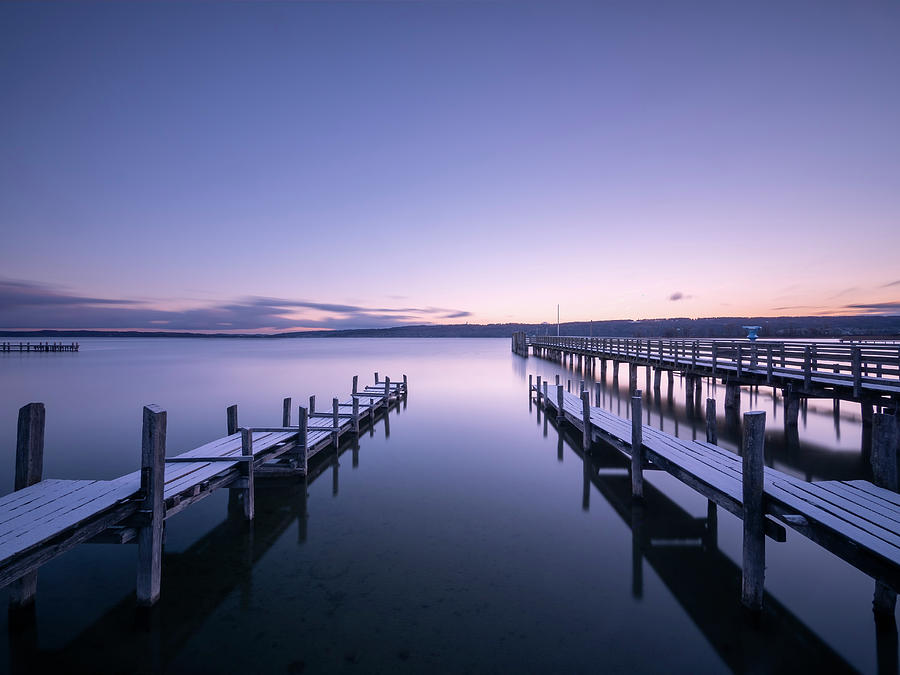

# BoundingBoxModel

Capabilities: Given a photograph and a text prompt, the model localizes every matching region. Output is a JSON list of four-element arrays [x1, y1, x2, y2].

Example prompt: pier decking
[[1, 373, 407, 612], [1, 342, 79, 353], [528, 376, 900, 613]]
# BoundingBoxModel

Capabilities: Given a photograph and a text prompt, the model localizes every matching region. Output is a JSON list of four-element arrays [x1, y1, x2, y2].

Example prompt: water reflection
[[529, 356, 873, 483], [548, 415, 861, 674]]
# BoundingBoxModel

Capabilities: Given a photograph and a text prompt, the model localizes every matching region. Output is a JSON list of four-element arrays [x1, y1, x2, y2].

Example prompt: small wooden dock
[[1, 341, 79, 353], [528, 374, 900, 615], [1, 373, 407, 614]]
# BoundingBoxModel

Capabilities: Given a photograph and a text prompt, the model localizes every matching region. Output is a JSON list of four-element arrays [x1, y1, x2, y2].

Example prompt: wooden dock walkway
[[1, 341, 79, 353], [1, 373, 407, 613], [528, 374, 900, 614], [517, 336, 900, 426]]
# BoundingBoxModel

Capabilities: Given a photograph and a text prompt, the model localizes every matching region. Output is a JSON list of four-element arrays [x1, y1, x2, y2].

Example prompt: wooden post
[[137, 405, 166, 606], [852, 347, 862, 398], [631, 391, 643, 499], [581, 390, 591, 450], [556, 385, 565, 423], [240, 427, 255, 520], [712, 343, 718, 375], [536, 375, 542, 405], [803, 346, 812, 388], [766, 345, 773, 384], [543, 381, 549, 406], [353, 397, 360, 435], [352, 375, 358, 394], [872, 413, 899, 493], [384, 376, 391, 407], [375, 371, 379, 384], [629, 363, 637, 392], [594, 382, 601, 406], [706, 398, 718, 445], [736, 344, 743, 378], [332, 397, 340, 444], [403, 374, 408, 395], [282, 397, 291, 427], [741, 410, 766, 611], [725, 381, 740, 410], [529, 374, 533, 398], [298, 406, 308, 473], [9, 403, 45, 613], [309, 395, 316, 415], [653, 368, 661, 392], [227, 404, 238, 436]]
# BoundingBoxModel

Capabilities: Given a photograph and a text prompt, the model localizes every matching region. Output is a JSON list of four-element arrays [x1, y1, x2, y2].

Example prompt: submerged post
[[227, 404, 238, 436], [282, 397, 292, 427], [137, 405, 166, 607], [706, 398, 718, 445], [240, 428, 255, 520], [9, 403, 45, 615], [741, 410, 766, 611], [631, 391, 643, 499], [581, 390, 591, 449]]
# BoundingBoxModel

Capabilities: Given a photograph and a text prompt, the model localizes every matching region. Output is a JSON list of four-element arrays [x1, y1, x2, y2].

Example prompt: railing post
[[741, 411, 766, 611], [711, 343, 718, 376], [766, 345, 773, 384], [137, 405, 166, 606], [352, 375, 358, 395], [736, 344, 743, 378], [309, 395, 316, 415], [852, 347, 862, 398], [631, 391, 643, 499], [282, 397, 292, 427], [581, 391, 592, 449], [803, 346, 812, 388]]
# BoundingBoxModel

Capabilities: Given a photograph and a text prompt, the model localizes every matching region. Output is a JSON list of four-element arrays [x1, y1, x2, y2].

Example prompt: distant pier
[[1, 341, 79, 353]]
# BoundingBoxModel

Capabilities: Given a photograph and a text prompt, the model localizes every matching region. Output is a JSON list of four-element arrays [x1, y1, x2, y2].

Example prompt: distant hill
[[2, 314, 899, 339]]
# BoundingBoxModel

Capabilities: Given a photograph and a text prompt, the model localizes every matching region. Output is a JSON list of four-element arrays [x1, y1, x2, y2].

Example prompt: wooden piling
[[353, 397, 360, 435], [298, 405, 308, 473], [239, 428, 255, 520], [631, 391, 643, 500], [536, 375, 542, 405], [706, 398, 717, 445], [741, 410, 766, 611], [352, 375, 358, 395], [332, 397, 340, 444], [725, 381, 740, 410], [629, 363, 638, 392], [227, 404, 238, 436], [137, 405, 166, 606], [9, 403, 45, 613], [556, 385, 565, 423], [309, 395, 316, 415], [282, 397, 291, 427], [872, 413, 899, 493], [581, 391, 591, 450]]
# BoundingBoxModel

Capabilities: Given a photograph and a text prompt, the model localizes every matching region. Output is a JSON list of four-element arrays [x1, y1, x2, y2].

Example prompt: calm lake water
[[0, 338, 890, 673]]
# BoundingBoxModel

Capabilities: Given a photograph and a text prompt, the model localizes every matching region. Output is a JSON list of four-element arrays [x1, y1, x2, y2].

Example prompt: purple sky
[[1, 1, 898, 332]]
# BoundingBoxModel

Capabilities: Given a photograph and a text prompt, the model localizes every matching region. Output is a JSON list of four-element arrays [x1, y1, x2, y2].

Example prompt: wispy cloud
[[882, 280, 900, 288], [0, 278, 471, 331], [842, 301, 900, 316]]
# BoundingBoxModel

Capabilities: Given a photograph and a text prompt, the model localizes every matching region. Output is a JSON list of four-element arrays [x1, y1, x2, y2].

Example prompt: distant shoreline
[[2, 314, 899, 340]]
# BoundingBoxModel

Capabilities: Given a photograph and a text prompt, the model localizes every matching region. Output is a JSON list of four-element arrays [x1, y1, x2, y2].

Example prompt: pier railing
[[527, 336, 900, 398], [1, 341, 79, 352]]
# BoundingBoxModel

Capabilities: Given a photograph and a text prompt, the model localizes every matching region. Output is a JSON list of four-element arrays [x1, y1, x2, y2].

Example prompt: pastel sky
[[1, 1, 898, 332]]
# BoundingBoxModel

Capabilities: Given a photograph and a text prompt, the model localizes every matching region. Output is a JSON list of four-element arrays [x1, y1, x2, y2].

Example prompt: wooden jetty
[[1, 342, 79, 353], [528, 375, 900, 616], [514, 334, 900, 431], [1, 373, 407, 615]]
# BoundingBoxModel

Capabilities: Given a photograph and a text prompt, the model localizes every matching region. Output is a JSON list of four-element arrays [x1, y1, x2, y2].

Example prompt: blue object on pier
[[742, 325, 761, 341]]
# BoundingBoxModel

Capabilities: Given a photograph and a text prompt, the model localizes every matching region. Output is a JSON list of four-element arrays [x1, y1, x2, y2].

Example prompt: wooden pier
[[1, 373, 407, 615], [528, 375, 900, 616], [514, 334, 900, 432], [1, 342, 79, 353]]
